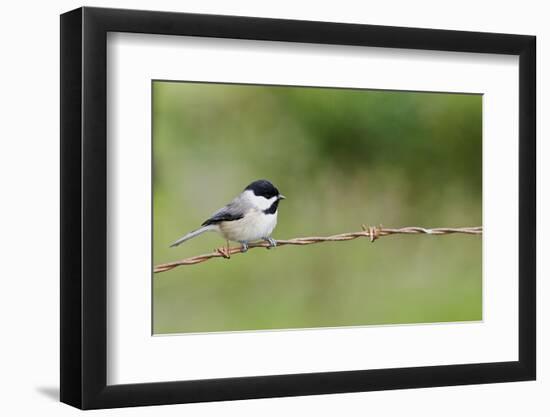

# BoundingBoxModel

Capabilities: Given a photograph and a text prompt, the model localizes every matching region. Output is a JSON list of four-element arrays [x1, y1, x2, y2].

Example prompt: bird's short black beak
[[278, 194, 286, 200]]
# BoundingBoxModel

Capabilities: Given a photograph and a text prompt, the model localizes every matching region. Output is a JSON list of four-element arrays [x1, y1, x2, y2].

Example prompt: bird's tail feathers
[[170, 225, 216, 247]]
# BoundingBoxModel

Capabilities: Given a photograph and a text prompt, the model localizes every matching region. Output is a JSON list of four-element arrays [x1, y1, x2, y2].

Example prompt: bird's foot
[[239, 241, 249, 253], [216, 246, 231, 259], [264, 237, 277, 249]]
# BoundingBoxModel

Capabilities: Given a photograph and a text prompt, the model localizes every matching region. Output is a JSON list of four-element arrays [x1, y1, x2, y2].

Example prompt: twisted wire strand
[[154, 225, 482, 273]]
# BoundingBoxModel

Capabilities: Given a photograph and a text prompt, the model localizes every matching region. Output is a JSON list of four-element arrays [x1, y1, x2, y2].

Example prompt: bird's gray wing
[[201, 195, 248, 226]]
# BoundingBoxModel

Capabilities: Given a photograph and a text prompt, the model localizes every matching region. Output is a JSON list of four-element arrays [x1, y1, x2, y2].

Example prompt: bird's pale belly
[[219, 211, 277, 242]]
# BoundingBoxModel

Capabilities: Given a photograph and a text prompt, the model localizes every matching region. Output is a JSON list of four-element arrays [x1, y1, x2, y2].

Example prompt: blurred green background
[[152, 81, 482, 335]]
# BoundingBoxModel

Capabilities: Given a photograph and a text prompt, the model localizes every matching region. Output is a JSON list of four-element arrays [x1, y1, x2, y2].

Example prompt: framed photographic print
[[60, 6, 536, 409]]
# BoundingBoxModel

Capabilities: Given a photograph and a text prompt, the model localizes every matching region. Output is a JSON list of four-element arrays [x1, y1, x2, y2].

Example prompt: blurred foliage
[[152, 81, 482, 334]]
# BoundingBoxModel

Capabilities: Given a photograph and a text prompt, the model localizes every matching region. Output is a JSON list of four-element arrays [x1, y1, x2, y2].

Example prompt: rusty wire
[[153, 225, 482, 273]]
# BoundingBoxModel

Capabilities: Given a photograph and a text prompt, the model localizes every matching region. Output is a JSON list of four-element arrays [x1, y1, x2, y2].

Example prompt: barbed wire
[[154, 225, 482, 273]]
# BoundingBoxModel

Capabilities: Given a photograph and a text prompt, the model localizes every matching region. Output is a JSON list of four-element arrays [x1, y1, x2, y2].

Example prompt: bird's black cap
[[245, 179, 280, 199]]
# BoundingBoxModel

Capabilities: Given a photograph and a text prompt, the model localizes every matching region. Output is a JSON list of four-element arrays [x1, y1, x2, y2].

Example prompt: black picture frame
[[60, 6, 536, 410]]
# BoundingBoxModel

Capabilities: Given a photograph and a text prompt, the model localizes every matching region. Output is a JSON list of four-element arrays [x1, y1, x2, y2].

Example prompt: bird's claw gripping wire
[[264, 237, 277, 249], [216, 246, 231, 259]]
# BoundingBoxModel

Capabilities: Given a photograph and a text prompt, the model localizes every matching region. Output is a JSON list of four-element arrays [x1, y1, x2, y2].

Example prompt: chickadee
[[170, 179, 285, 252]]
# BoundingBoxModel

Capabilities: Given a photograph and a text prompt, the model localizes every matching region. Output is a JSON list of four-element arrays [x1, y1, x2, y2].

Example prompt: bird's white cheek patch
[[243, 190, 277, 211]]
